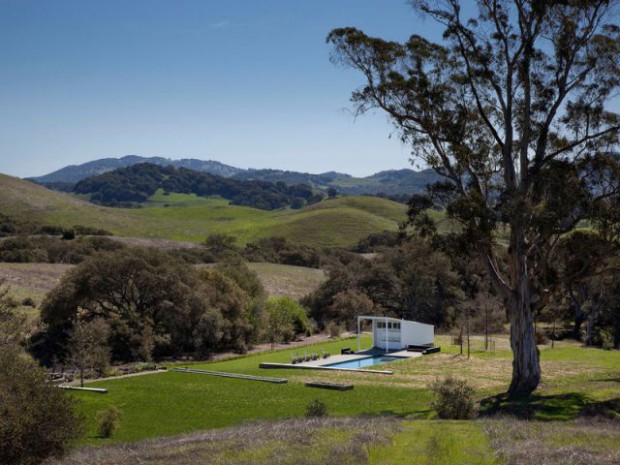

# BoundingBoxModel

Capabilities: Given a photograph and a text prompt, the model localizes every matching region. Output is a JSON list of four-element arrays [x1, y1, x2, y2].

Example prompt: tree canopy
[[329, 0, 620, 397], [0, 281, 83, 465], [36, 248, 265, 363]]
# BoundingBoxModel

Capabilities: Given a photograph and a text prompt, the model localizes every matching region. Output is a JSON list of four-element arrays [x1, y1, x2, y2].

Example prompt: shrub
[[21, 297, 36, 307], [265, 297, 310, 346], [140, 362, 157, 371], [96, 405, 122, 438], [305, 399, 328, 418], [600, 329, 614, 350], [535, 329, 549, 345], [326, 321, 342, 338], [429, 376, 476, 419], [0, 346, 83, 464], [62, 229, 76, 240]]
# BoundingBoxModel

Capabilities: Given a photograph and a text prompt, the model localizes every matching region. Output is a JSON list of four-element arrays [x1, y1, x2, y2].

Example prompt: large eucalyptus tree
[[328, 0, 620, 397]]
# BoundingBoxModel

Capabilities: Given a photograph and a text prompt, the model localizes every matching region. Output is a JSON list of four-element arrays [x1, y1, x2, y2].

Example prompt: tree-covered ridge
[[73, 163, 324, 210], [28, 154, 443, 198]]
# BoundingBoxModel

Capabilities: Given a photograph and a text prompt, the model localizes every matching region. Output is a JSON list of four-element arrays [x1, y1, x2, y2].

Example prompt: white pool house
[[357, 315, 434, 352]]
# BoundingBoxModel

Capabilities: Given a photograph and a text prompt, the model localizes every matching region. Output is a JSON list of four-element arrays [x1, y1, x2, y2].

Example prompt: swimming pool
[[324, 355, 404, 369]]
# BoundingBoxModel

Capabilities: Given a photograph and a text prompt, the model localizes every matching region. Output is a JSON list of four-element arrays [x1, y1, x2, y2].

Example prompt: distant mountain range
[[29, 155, 244, 183], [27, 155, 441, 197]]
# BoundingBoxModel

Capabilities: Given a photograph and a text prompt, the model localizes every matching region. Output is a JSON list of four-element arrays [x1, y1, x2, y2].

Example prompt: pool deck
[[296, 348, 423, 367]]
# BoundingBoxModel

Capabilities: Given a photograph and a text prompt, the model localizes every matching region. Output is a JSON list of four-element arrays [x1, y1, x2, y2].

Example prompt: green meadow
[[70, 334, 619, 463], [71, 336, 435, 444]]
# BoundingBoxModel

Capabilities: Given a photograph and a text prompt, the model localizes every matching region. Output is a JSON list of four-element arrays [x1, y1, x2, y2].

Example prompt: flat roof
[[358, 315, 407, 323], [358, 315, 433, 327]]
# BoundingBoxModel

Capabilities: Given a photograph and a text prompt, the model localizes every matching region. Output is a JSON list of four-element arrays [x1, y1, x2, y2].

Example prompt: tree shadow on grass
[[361, 409, 433, 419], [479, 392, 620, 421]]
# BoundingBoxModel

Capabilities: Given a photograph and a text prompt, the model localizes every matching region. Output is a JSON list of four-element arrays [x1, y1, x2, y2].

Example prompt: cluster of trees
[[73, 163, 325, 210], [196, 228, 620, 351], [540, 231, 620, 348], [304, 233, 503, 337], [204, 234, 362, 269], [34, 249, 267, 364], [0, 235, 122, 264], [32, 248, 318, 368], [242, 236, 324, 268]]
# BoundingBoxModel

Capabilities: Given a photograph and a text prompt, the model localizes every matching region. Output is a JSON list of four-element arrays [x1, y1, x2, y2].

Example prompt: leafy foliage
[[430, 376, 476, 420], [304, 237, 463, 329], [67, 318, 111, 386], [0, 346, 83, 465], [305, 399, 328, 418], [0, 279, 27, 347], [328, 0, 620, 397], [35, 248, 265, 363], [243, 236, 323, 268], [0, 235, 123, 264], [96, 406, 122, 439], [266, 297, 310, 346]]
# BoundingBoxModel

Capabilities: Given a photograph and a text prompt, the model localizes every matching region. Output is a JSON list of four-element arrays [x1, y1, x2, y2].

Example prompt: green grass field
[[70, 334, 619, 441], [0, 175, 406, 247], [50, 333, 620, 464], [71, 336, 437, 444]]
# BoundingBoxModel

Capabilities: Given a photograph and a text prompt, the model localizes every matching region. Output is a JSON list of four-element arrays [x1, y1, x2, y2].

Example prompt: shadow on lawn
[[363, 409, 432, 419], [479, 393, 620, 421]]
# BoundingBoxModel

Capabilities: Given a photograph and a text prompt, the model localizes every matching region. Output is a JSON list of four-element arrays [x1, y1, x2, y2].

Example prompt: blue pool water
[[324, 355, 403, 369]]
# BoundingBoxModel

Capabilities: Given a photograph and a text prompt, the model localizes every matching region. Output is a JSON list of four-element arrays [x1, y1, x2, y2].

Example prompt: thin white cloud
[[210, 20, 230, 29]]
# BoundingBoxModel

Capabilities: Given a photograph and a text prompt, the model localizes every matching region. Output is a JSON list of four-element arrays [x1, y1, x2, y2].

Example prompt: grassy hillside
[[0, 262, 71, 305], [247, 263, 326, 300], [0, 175, 406, 247], [0, 262, 326, 309]]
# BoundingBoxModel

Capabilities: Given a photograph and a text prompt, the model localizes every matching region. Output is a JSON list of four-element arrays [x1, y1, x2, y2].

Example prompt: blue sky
[[0, 0, 442, 178]]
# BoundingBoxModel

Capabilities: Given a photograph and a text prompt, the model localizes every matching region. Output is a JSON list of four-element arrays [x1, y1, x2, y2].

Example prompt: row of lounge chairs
[[290, 350, 330, 364]]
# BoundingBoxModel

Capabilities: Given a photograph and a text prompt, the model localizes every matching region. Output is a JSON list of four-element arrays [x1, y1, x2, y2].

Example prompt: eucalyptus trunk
[[507, 228, 540, 398]]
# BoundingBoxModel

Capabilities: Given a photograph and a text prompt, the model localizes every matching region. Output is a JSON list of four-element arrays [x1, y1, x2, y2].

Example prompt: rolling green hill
[[0, 174, 406, 247]]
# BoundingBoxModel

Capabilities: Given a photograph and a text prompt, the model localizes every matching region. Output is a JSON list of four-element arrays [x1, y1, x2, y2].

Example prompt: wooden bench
[[305, 381, 353, 391]]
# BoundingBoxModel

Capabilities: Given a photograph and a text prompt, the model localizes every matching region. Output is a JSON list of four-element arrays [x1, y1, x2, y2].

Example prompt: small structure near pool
[[357, 315, 434, 352]]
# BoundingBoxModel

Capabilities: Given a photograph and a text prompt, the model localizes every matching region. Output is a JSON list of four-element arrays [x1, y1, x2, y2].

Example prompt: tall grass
[[50, 417, 399, 465], [484, 417, 620, 465]]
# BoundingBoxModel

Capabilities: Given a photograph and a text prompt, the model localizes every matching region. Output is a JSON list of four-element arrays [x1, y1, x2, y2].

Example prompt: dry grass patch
[[484, 417, 620, 465], [281, 347, 608, 395], [248, 262, 327, 300], [50, 417, 399, 465], [0, 262, 73, 305], [392, 355, 513, 390]]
